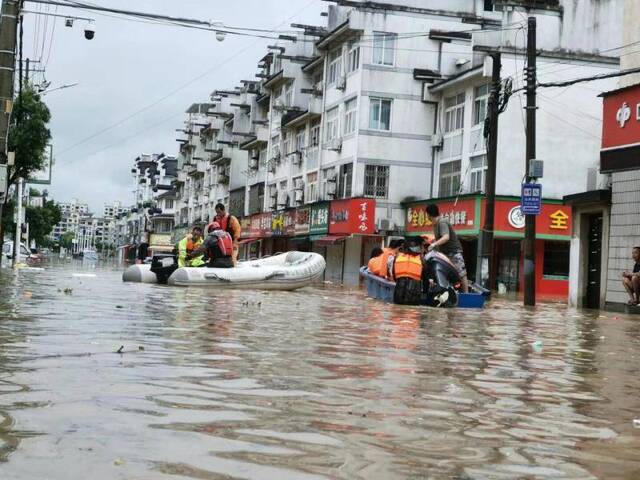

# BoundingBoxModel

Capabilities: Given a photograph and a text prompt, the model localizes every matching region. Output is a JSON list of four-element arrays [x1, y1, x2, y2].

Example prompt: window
[[473, 84, 490, 126], [347, 41, 360, 73], [369, 98, 391, 131], [284, 82, 293, 107], [271, 135, 280, 159], [326, 107, 339, 141], [283, 131, 292, 155], [344, 98, 357, 135], [295, 127, 306, 151], [444, 93, 465, 133], [484, 0, 494, 11], [310, 120, 320, 147], [469, 154, 487, 193], [439, 160, 461, 197], [372, 32, 396, 66], [322, 167, 336, 198], [328, 48, 342, 85], [543, 241, 570, 278], [338, 163, 353, 198], [364, 165, 389, 198], [306, 171, 318, 203], [165, 199, 174, 210]]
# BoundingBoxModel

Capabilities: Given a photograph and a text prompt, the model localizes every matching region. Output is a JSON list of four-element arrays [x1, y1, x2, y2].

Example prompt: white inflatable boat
[[122, 251, 326, 291]]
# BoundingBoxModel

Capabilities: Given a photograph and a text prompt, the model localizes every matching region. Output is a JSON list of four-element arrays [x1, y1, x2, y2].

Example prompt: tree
[[26, 200, 61, 246], [0, 86, 52, 243], [59, 232, 75, 250]]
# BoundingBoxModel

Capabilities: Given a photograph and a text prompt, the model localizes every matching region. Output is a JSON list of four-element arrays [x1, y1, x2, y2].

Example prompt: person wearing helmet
[[177, 226, 205, 268], [392, 237, 427, 305], [187, 222, 234, 268], [214, 204, 242, 266]]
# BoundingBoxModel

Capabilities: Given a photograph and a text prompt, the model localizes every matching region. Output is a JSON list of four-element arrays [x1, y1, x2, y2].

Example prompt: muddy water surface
[[1, 262, 640, 479]]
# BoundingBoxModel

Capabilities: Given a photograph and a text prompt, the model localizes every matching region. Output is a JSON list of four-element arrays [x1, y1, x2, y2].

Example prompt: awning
[[311, 235, 349, 246], [288, 236, 309, 244], [238, 238, 260, 245]]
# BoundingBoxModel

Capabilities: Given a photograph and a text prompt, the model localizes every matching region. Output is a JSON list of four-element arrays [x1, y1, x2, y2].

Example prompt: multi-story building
[[171, 0, 623, 287], [51, 199, 91, 242]]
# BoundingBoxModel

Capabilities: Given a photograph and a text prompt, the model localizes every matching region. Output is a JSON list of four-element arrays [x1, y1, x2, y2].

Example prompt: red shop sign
[[491, 200, 572, 237], [602, 84, 640, 150], [405, 198, 477, 234], [295, 207, 310, 235], [329, 198, 376, 235]]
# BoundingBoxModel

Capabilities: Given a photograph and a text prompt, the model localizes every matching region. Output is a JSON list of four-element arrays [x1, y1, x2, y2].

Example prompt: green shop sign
[[309, 203, 329, 235]]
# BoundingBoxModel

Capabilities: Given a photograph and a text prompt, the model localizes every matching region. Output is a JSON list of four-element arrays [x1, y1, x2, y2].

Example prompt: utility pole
[[0, 1, 20, 252], [477, 52, 501, 290], [524, 16, 537, 306], [12, 9, 24, 267]]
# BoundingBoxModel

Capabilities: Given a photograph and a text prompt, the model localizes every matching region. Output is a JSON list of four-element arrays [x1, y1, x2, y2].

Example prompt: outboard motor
[[150, 254, 179, 285], [423, 251, 461, 308]]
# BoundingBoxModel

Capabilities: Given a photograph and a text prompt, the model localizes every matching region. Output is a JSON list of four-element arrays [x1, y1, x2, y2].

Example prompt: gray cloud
[[23, 0, 325, 213]]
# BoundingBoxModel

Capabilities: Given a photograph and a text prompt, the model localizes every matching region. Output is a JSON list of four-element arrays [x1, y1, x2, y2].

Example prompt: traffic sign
[[521, 183, 542, 215]]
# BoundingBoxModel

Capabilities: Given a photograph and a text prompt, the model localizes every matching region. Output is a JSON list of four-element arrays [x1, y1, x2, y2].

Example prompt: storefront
[[237, 199, 378, 286], [594, 83, 640, 311], [405, 194, 573, 298]]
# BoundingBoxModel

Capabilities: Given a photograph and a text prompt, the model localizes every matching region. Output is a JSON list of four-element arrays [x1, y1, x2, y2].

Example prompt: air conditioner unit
[[376, 217, 393, 232], [249, 157, 259, 170], [326, 181, 337, 197], [294, 189, 304, 204], [336, 76, 347, 91], [218, 174, 229, 185], [273, 152, 281, 163], [432, 133, 444, 149], [294, 179, 304, 191], [268, 162, 276, 173], [313, 81, 324, 95], [291, 151, 303, 166], [328, 138, 342, 152]]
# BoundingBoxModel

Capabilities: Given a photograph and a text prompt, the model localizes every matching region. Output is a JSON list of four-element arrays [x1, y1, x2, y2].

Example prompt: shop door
[[585, 213, 603, 309], [496, 240, 521, 293]]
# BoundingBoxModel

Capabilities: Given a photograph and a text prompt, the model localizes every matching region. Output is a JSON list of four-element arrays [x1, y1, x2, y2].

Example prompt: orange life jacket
[[186, 239, 196, 253], [207, 230, 233, 259], [368, 248, 393, 277], [394, 253, 423, 281]]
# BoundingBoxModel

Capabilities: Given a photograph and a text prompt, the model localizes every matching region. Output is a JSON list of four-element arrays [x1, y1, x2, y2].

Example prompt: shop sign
[[329, 198, 376, 235], [405, 198, 477, 234], [239, 217, 251, 237], [259, 212, 273, 237], [271, 211, 285, 236], [249, 215, 262, 238], [285, 209, 297, 236], [493, 200, 572, 237], [295, 207, 310, 235], [521, 183, 542, 215], [602, 84, 640, 150], [149, 233, 172, 247], [310, 203, 329, 235]]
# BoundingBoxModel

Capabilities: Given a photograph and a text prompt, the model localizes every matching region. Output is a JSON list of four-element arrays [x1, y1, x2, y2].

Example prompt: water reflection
[[0, 262, 639, 479]]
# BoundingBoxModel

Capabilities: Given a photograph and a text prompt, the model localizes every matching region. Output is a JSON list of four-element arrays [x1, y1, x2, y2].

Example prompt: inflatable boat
[[123, 251, 326, 291]]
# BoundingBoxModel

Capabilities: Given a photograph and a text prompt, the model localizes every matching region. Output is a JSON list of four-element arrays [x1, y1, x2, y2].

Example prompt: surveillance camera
[[84, 23, 95, 40], [65, 18, 74, 28]]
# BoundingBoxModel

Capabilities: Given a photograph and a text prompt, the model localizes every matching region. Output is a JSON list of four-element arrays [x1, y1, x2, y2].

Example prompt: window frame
[[344, 98, 357, 135], [438, 160, 462, 197], [328, 48, 343, 85], [325, 107, 340, 141], [372, 32, 397, 66], [444, 92, 466, 134], [310, 120, 321, 147], [369, 97, 392, 131], [338, 163, 353, 199], [469, 154, 487, 193], [364, 164, 389, 199], [473, 84, 490, 126], [295, 127, 306, 152], [346, 40, 360, 73]]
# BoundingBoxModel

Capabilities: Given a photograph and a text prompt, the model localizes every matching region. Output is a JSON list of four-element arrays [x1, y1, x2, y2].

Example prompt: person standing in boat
[[213, 203, 242, 266], [177, 227, 205, 268], [425, 204, 469, 293], [392, 237, 427, 305], [188, 222, 234, 269]]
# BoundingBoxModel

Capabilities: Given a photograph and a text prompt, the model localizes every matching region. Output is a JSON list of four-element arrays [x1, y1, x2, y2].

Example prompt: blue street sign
[[521, 183, 542, 215]]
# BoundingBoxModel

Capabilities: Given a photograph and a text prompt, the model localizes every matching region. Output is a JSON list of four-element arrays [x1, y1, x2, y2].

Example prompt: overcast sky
[[22, 0, 326, 213]]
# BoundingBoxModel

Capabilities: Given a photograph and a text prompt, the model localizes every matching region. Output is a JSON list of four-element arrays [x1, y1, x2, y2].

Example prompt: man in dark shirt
[[425, 204, 469, 293], [622, 246, 640, 305]]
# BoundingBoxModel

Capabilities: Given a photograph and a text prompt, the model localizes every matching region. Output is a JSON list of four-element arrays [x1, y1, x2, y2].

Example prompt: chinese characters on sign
[[358, 202, 369, 232], [405, 199, 476, 234], [329, 199, 375, 235], [549, 210, 569, 230], [310, 203, 329, 235], [521, 183, 542, 215]]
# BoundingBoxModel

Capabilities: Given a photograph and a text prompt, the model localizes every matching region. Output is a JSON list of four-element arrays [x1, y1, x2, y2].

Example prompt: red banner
[[329, 198, 376, 235], [602, 84, 640, 150], [491, 200, 572, 237]]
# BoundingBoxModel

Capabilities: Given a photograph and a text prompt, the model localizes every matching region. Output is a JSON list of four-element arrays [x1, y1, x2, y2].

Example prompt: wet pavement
[[1, 261, 640, 479]]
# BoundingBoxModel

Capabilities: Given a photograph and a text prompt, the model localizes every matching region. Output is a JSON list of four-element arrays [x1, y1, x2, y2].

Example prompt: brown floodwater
[[0, 261, 640, 479]]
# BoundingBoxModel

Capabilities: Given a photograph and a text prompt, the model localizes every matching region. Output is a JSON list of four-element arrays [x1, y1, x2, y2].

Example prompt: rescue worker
[[214, 203, 242, 266], [392, 237, 427, 305], [188, 222, 234, 268], [177, 227, 205, 268], [385, 239, 404, 281], [367, 247, 385, 275]]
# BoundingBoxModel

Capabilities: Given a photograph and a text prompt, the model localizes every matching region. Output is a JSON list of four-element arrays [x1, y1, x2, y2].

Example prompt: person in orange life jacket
[[187, 222, 234, 268], [392, 237, 427, 305], [367, 247, 385, 275], [384, 239, 404, 281], [214, 203, 242, 266]]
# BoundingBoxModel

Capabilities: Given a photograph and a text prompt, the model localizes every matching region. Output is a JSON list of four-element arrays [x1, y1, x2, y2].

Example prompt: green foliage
[[59, 231, 75, 250], [25, 200, 61, 246], [7, 86, 52, 186]]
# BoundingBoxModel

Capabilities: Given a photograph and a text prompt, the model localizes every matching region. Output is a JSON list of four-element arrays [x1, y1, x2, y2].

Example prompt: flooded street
[[1, 262, 640, 479]]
